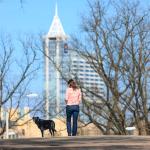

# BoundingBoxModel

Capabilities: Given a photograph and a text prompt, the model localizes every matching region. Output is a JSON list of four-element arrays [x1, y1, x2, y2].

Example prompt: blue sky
[[0, 0, 87, 95], [0, 0, 149, 95], [0, 0, 149, 46], [0, 0, 87, 35]]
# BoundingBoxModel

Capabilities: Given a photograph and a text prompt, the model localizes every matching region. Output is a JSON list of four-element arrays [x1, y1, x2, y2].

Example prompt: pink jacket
[[65, 87, 82, 105]]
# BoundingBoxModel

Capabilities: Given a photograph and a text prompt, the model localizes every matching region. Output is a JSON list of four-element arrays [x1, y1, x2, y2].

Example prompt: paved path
[[0, 135, 150, 150]]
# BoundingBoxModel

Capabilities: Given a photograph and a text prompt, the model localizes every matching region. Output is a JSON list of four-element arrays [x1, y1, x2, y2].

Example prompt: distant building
[[70, 52, 105, 101], [43, 4, 105, 118], [43, 4, 69, 118], [0, 107, 102, 139], [0, 107, 32, 139]]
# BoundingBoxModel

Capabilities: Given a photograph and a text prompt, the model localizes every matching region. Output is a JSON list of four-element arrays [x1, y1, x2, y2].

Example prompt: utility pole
[[0, 76, 2, 128], [5, 111, 9, 139]]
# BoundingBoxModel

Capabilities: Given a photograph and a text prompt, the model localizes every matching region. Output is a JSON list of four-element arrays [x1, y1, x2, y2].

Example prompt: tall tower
[[44, 4, 68, 119]]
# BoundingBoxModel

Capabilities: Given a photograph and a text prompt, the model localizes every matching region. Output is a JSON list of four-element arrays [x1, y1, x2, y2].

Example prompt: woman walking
[[65, 79, 82, 136]]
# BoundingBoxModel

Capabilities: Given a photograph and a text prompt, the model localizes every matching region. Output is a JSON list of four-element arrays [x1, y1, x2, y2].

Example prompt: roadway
[[0, 135, 150, 150]]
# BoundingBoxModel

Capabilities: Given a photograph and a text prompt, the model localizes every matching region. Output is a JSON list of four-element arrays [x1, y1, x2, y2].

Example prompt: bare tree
[[70, 0, 150, 135], [0, 34, 42, 136], [34, 0, 150, 135]]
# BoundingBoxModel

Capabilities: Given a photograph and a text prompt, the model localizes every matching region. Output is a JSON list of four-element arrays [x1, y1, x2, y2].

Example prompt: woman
[[65, 79, 82, 136]]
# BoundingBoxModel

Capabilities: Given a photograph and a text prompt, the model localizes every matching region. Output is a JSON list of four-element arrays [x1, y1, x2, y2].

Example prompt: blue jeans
[[66, 105, 79, 136]]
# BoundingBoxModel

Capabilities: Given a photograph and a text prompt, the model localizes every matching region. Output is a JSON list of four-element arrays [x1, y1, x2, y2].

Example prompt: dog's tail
[[53, 126, 57, 132], [51, 121, 57, 132]]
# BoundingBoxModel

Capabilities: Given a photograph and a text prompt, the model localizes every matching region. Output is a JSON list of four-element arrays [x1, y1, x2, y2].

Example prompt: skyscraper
[[43, 4, 68, 119], [43, 4, 105, 119], [70, 52, 105, 101]]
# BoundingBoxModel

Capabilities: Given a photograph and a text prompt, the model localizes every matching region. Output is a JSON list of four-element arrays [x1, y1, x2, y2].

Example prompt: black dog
[[32, 117, 56, 137]]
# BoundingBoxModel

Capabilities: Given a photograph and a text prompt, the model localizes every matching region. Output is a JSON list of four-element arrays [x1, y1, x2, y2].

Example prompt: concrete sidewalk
[[0, 135, 150, 150]]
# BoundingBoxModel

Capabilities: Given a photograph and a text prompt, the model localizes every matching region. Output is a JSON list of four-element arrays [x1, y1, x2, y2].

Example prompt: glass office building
[[43, 5, 69, 118], [43, 5, 105, 119], [70, 52, 105, 101]]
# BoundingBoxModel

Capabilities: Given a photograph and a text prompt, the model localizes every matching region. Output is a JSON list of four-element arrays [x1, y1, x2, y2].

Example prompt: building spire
[[47, 3, 67, 40], [55, 2, 58, 17]]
